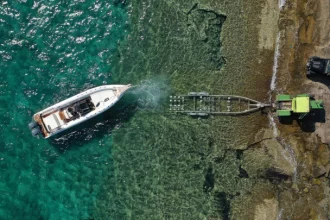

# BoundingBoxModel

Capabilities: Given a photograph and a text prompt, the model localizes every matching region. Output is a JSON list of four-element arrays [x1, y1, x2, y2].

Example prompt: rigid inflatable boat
[[28, 84, 131, 138]]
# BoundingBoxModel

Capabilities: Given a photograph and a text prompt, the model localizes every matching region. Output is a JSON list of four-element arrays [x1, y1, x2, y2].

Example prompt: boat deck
[[90, 89, 116, 107], [31, 84, 132, 139], [42, 110, 65, 132], [41, 96, 96, 133]]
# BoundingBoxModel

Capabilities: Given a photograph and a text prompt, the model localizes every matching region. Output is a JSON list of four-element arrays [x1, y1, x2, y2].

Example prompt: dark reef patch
[[236, 150, 244, 160], [204, 167, 215, 193], [238, 166, 249, 178], [214, 191, 230, 220], [186, 4, 227, 70]]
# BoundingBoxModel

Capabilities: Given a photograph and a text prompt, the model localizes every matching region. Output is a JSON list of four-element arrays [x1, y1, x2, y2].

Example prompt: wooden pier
[[169, 92, 271, 116]]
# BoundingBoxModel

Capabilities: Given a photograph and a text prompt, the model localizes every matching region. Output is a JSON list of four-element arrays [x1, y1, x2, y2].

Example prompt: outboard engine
[[29, 120, 41, 137], [31, 127, 41, 137], [28, 121, 38, 129]]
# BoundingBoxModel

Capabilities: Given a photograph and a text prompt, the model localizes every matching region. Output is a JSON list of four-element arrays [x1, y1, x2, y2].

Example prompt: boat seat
[[59, 111, 66, 120], [53, 114, 60, 127], [64, 109, 73, 118]]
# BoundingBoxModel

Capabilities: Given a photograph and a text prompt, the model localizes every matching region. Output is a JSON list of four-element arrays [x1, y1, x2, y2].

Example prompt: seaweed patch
[[187, 4, 227, 70]]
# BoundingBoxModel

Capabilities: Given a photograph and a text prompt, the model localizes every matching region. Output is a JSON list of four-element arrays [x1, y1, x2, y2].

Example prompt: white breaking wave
[[270, 33, 281, 91], [279, 0, 286, 9], [278, 138, 298, 182], [277, 208, 283, 220], [129, 77, 169, 109], [269, 1, 288, 142], [268, 33, 281, 140], [268, 113, 279, 137]]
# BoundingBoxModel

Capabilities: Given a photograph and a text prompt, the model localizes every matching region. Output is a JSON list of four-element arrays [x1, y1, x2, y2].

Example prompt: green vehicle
[[276, 94, 323, 119]]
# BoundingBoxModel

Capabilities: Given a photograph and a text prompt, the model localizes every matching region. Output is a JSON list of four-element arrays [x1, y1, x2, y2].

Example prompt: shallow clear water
[[1, 0, 274, 219]]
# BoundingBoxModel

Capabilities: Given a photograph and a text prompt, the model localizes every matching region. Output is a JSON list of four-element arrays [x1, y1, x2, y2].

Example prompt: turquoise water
[[1, 0, 275, 219], [0, 1, 129, 219]]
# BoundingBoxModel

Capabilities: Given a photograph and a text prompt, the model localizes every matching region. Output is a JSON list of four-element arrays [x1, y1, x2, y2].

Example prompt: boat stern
[[29, 114, 50, 138]]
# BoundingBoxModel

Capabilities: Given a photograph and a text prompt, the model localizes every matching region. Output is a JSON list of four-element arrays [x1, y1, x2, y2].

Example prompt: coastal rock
[[312, 178, 321, 185], [254, 198, 278, 220], [298, 15, 315, 44], [312, 165, 326, 178], [312, 164, 330, 178], [233, 128, 276, 151], [262, 0, 330, 218], [257, 128, 277, 141], [242, 137, 296, 179], [241, 148, 272, 178], [308, 84, 330, 144], [278, 187, 328, 220], [231, 181, 278, 219], [263, 138, 296, 177], [326, 164, 330, 177], [258, 0, 279, 50]]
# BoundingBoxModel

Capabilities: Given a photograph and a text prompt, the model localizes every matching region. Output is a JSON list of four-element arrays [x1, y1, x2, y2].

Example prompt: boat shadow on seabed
[[48, 92, 138, 153]]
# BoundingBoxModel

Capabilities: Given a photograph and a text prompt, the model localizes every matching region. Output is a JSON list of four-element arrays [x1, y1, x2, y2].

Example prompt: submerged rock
[[264, 138, 296, 176], [254, 198, 278, 220], [231, 181, 278, 219], [242, 135, 296, 181]]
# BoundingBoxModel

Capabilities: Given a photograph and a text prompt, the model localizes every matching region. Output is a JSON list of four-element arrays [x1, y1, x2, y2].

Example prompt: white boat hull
[[30, 84, 131, 138]]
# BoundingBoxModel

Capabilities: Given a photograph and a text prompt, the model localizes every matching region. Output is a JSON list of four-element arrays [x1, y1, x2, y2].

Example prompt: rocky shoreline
[[243, 0, 330, 219]]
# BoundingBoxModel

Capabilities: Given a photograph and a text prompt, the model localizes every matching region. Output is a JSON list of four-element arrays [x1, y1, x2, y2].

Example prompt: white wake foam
[[279, 0, 287, 9]]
